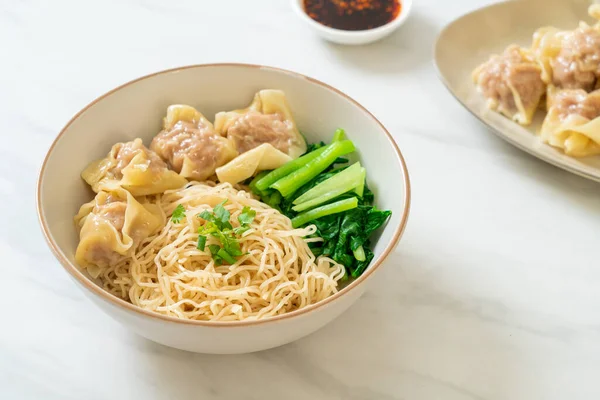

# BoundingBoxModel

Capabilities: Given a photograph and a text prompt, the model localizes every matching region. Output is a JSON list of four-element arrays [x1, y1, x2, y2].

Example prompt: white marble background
[[2, 0, 600, 398]]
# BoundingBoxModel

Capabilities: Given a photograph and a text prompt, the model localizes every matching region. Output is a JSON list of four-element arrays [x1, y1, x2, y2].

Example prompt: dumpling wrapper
[[151, 105, 238, 181], [540, 88, 600, 157], [532, 5, 600, 91], [216, 143, 292, 184], [74, 187, 163, 278], [532, 26, 564, 85], [81, 138, 187, 196], [214, 89, 307, 159], [472, 45, 546, 125]]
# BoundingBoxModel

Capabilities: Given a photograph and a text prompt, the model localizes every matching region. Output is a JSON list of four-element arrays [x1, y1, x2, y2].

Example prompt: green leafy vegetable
[[213, 200, 233, 230], [353, 245, 366, 262], [253, 145, 330, 192], [292, 162, 364, 212], [249, 129, 391, 279], [291, 197, 358, 228], [198, 210, 214, 222], [238, 206, 256, 226], [309, 205, 390, 278], [305, 141, 326, 153], [332, 128, 346, 142], [353, 167, 366, 197], [249, 170, 270, 193], [362, 184, 375, 205], [271, 139, 356, 198], [171, 204, 186, 223], [197, 201, 256, 265]]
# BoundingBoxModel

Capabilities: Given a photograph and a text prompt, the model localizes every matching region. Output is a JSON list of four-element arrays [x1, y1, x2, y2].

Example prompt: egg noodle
[[97, 181, 345, 321]]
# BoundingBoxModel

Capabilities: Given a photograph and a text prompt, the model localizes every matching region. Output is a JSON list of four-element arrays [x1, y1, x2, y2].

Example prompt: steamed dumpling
[[214, 90, 307, 159], [74, 187, 163, 278], [532, 5, 600, 92], [540, 88, 600, 157], [472, 45, 546, 125], [81, 138, 187, 196], [150, 105, 238, 181]]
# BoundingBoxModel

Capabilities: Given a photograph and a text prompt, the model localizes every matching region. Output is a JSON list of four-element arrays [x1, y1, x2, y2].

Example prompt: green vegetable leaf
[[233, 225, 251, 235], [362, 184, 374, 205], [305, 141, 327, 153], [198, 210, 214, 222], [352, 247, 374, 278], [171, 204, 186, 223], [238, 206, 256, 226], [213, 200, 232, 230], [365, 208, 392, 237], [197, 235, 207, 251]]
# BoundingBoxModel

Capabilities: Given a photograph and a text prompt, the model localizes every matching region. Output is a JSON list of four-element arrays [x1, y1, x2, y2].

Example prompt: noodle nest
[[96, 182, 345, 321]]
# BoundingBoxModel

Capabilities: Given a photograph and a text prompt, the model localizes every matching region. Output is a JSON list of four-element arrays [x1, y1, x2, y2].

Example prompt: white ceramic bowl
[[37, 64, 411, 354], [291, 0, 412, 45]]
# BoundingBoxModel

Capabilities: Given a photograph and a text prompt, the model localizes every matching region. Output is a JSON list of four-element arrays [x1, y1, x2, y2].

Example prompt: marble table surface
[[3, 0, 600, 398]]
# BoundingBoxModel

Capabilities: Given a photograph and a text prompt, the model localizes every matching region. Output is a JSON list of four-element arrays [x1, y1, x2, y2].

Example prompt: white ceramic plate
[[434, 0, 600, 182]]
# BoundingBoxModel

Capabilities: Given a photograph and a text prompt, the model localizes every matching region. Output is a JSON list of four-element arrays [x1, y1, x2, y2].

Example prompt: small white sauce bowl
[[291, 0, 412, 45]]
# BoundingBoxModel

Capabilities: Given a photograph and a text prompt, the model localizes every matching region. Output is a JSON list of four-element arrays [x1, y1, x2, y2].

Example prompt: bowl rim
[[36, 63, 411, 328], [290, 0, 412, 38]]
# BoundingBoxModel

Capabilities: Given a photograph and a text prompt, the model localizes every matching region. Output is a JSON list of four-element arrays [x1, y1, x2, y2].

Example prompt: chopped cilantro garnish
[[171, 204, 186, 223], [238, 206, 256, 226], [213, 200, 232, 230], [197, 200, 256, 265]]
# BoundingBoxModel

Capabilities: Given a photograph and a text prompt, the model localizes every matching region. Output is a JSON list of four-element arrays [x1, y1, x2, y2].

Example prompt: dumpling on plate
[[81, 138, 187, 196], [214, 89, 307, 159], [540, 88, 600, 157], [150, 105, 238, 181], [532, 5, 600, 92], [472, 45, 546, 125], [74, 187, 163, 278]]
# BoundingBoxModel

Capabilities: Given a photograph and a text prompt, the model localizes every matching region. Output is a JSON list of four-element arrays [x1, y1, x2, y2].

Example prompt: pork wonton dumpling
[[532, 15, 600, 92], [540, 88, 600, 157], [472, 45, 546, 125], [214, 90, 307, 159], [150, 105, 238, 181], [74, 187, 163, 278], [81, 138, 187, 196]]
